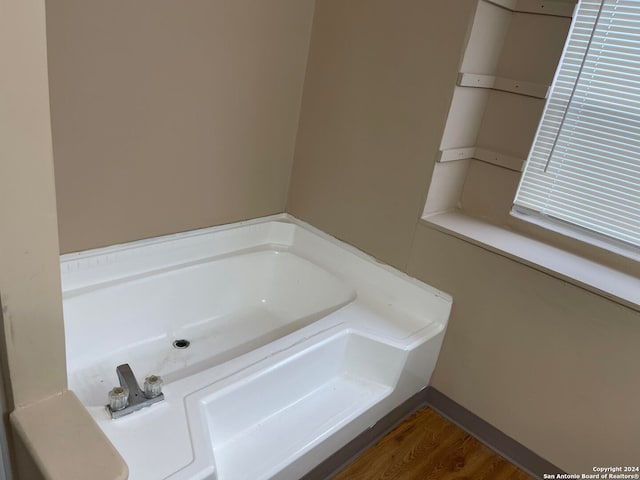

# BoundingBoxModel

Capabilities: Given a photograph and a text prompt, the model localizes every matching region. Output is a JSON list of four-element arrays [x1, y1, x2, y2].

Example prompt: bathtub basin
[[64, 248, 355, 405], [61, 214, 452, 479]]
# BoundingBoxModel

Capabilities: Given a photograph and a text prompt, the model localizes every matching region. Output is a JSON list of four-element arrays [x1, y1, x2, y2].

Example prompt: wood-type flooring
[[333, 407, 532, 480]]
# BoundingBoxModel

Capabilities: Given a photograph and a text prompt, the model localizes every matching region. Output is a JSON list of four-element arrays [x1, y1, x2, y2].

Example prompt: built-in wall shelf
[[439, 147, 477, 163], [485, 0, 576, 17], [457, 73, 549, 99], [439, 147, 525, 172], [426, 0, 573, 219]]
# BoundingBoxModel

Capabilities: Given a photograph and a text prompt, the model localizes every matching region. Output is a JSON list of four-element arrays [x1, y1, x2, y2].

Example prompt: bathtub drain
[[173, 339, 190, 349]]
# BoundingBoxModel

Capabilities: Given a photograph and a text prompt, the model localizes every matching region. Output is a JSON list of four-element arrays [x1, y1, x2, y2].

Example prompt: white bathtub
[[61, 214, 451, 480]]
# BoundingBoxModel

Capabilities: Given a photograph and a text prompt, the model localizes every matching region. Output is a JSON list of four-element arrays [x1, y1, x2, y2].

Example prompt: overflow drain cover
[[173, 339, 190, 349]]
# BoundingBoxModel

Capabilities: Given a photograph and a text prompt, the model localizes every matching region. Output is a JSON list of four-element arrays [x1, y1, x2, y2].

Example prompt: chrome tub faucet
[[107, 364, 164, 419]]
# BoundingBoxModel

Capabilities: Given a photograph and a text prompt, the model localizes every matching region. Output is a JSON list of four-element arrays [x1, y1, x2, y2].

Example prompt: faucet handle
[[144, 375, 163, 399], [109, 386, 129, 411]]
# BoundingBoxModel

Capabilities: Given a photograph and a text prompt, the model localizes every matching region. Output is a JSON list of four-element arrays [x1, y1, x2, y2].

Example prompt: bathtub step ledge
[[176, 329, 406, 480], [214, 375, 391, 480]]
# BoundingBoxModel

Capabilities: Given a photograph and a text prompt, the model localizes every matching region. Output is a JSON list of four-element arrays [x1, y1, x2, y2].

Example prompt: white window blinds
[[514, 0, 640, 248]]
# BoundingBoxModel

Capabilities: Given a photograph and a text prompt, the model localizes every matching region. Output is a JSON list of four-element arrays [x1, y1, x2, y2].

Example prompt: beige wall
[[287, 0, 477, 269], [408, 225, 640, 471], [47, 0, 315, 253], [0, 0, 66, 411], [287, 0, 640, 472], [1, 3, 129, 479]]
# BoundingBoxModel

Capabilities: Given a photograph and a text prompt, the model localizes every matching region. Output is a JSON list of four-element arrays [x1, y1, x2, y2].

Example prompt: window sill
[[421, 211, 640, 312]]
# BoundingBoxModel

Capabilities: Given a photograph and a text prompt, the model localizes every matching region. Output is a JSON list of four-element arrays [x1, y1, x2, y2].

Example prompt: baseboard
[[304, 386, 564, 480], [424, 388, 564, 479]]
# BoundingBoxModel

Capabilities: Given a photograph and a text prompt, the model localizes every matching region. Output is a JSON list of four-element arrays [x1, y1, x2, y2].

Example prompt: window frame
[[421, 0, 640, 311], [511, 0, 640, 256]]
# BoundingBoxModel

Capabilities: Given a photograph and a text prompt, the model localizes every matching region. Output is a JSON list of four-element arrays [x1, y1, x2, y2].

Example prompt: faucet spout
[[116, 364, 143, 398], [107, 364, 164, 419]]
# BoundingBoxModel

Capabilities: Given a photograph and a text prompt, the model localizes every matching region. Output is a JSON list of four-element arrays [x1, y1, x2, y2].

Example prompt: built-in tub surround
[[61, 215, 452, 480]]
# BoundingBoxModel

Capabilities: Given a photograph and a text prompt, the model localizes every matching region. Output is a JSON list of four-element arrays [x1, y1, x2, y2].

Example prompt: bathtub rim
[[60, 213, 451, 306]]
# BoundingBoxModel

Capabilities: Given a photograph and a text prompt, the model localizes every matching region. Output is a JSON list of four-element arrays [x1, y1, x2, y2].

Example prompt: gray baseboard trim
[[424, 387, 564, 480], [303, 386, 564, 480]]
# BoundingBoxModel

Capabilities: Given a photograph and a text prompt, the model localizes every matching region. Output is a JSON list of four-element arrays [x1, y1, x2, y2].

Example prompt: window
[[514, 0, 640, 248]]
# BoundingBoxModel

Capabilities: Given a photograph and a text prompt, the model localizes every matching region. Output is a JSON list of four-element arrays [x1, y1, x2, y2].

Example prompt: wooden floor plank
[[333, 408, 532, 480]]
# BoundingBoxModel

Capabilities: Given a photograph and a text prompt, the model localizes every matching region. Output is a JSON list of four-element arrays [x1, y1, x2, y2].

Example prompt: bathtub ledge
[[11, 389, 128, 480]]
